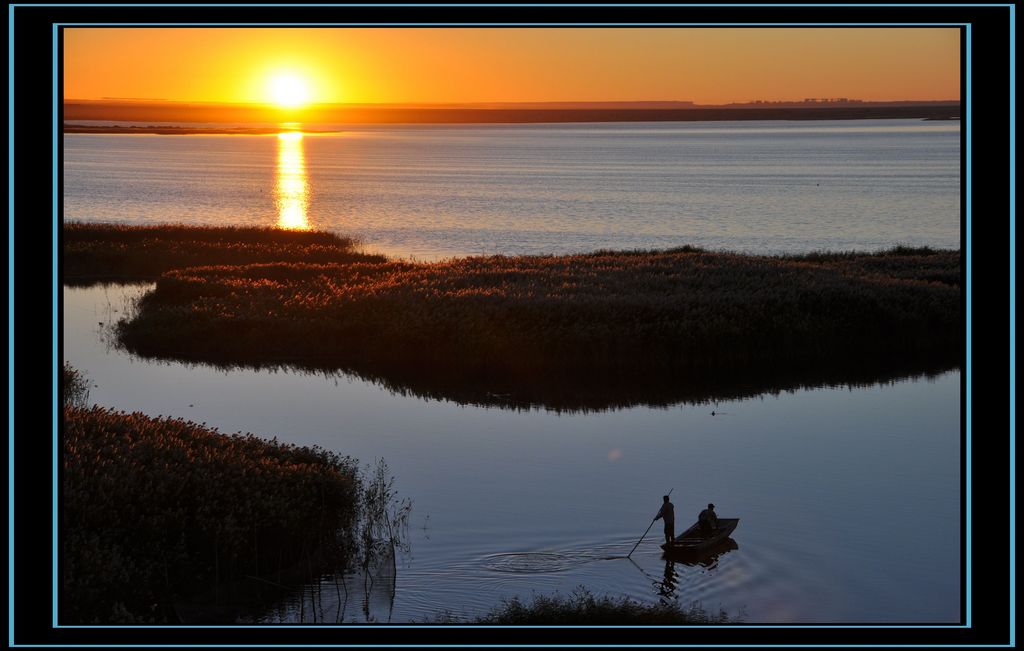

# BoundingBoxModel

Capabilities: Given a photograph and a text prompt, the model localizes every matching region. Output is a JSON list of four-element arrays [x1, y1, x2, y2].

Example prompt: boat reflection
[[275, 130, 309, 230], [662, 537, 739, 569], [657, 558, 679, 599], [649, 538, 739, 601]]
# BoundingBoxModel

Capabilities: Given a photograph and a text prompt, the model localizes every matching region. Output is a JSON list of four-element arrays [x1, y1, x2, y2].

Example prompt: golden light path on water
[[275, 130, 309, 230]]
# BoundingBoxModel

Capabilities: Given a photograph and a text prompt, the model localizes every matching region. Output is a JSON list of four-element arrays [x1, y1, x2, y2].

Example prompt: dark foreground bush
[[116, 247, 961, 388], [437, 588, 737, 624], [62, 406, 360, 623], [62, 222, 386, 285]]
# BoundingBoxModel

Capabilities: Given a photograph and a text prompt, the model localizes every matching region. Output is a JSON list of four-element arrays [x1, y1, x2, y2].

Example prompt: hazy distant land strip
[[63, 100, 960, 127], [61, 125, 344, 135]]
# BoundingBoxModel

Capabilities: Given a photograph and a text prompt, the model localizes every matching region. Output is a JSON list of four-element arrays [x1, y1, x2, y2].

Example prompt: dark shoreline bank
[[63, 223, 385, 285], [61, 403, 361, 624], [63, 105, 960, 130]]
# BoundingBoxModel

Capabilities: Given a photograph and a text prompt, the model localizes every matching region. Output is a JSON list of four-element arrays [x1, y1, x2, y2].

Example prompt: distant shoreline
[[63, 104, 960, 129], [61, 124, 341, 135]]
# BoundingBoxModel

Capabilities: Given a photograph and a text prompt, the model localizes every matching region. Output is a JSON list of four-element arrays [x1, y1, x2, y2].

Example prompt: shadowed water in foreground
[[64, 283, 961, 623]]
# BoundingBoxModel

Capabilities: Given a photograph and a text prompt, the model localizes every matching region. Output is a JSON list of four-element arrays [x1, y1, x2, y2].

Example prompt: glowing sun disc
[[268, 74, 310, 108]]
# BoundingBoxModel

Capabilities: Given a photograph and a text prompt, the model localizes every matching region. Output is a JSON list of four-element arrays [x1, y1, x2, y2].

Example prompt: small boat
[[661, 518, 739, 556]]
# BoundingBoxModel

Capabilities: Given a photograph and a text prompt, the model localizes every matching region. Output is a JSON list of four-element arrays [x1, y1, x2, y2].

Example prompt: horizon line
[[77, 97, 962, 105]]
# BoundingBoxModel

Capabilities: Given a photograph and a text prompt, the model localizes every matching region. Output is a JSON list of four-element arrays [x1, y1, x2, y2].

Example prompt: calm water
[[63, 285, 960, 624], [63, 120, 960, 260], [61, 120, 962, 623]]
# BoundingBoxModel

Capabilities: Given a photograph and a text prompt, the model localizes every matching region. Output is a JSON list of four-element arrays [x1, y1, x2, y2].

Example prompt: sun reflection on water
[[275, 130, 309, 230]]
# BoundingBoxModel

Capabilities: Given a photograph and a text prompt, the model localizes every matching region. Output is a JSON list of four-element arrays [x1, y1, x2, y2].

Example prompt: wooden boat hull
[[660, 518, 739, 556]]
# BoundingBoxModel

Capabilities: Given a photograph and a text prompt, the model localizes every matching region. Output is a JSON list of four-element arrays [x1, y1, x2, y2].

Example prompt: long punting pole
[[627, 488, 673, 558]]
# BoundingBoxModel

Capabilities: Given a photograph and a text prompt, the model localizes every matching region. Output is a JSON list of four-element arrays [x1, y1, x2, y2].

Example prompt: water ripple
[[483, 551, 590, 574]]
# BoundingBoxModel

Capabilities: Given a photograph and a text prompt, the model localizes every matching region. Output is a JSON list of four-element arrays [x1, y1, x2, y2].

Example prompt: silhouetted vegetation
[[778, 246, 960, 285], [62, 223, 386, 286], [114, 246, 961, 410], [432, 587, 738, 624], [61, 406, 363, 623], [62, 362, 90, 408]]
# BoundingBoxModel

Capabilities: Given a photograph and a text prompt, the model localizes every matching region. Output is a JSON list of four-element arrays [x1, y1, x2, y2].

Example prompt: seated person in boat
[[698, 503, 718, 534]]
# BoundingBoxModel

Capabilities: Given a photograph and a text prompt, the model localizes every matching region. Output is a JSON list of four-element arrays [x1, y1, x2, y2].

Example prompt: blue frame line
[[10, 2, 1022, 7], [1009, 6, 1017, 647], [2, 642, 1024, 646], [7, 4, 14, 648], [964, 23, 972, 631], [52, 21, 61, 630], [3, 645, 1022, 650], [46, 19, 974, 630], [35, 4, 994, 644], [52, 22, 968, 26], [56, 623, 967, 630]]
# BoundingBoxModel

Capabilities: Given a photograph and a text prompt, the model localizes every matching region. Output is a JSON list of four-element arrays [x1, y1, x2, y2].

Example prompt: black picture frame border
[[11, 2, 1012, 648]]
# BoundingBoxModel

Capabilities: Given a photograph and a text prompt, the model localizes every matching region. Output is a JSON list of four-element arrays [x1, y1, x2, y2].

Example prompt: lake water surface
[[64, 120, 960, 261], [63, 284, 960, 624], [61, 120, 962, 623]]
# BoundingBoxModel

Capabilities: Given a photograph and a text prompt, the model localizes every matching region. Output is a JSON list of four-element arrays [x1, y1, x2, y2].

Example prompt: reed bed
[[116, 247, 961, 386], [434, 588, 737, 624], [62, 222, 386, 286], [62, 406, 360, 623], [62, 362, 90, 408]]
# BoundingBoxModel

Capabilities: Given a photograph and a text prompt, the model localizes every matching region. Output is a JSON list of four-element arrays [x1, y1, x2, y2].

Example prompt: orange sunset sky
[[64, 27, 960, 105]]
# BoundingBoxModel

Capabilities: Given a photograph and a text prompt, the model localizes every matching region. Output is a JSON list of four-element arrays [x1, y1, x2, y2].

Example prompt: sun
[[268, 73, 311, 109]]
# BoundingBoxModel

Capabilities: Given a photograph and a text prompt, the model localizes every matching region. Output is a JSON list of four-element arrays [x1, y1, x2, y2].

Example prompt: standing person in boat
[[698, 503, 719, 534], [654, 495, 675, 544]]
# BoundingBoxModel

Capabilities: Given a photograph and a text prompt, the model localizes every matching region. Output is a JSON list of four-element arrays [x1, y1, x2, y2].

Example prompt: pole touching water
[[627, 488, 672, 558]]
